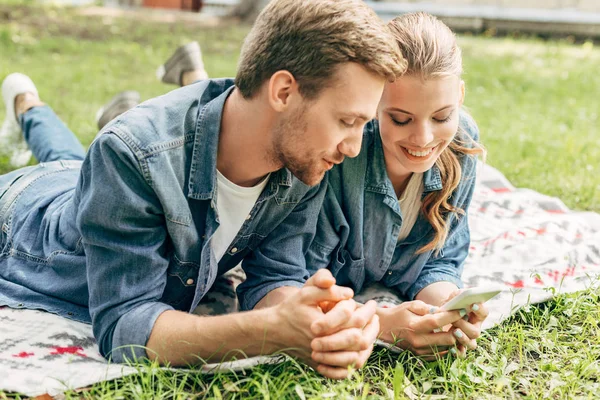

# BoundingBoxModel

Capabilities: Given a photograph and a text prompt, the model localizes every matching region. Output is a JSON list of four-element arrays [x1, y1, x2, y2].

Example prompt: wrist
[[376, 307, 395, 343]]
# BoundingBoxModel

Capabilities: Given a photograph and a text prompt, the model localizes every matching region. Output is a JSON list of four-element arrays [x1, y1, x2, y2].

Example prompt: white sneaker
[[1, 73, 37, 167]]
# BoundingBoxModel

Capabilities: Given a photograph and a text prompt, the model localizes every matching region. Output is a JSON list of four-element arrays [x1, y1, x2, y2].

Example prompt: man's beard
[[270, 106, 326, 186]]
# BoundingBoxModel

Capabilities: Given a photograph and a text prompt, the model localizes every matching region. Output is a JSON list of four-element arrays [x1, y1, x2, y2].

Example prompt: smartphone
[[440, 285, 503, 311]]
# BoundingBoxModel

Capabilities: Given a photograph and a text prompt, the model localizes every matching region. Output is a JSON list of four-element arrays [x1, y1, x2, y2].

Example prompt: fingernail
[[433, 328, 442, 333], [472, 304, 480, 311], [463, 315, 469, 321], [450, 347, 457, 355], [453, 329, 463, 339], [429, 306, 438, 314], [459, 309, 468, 317]]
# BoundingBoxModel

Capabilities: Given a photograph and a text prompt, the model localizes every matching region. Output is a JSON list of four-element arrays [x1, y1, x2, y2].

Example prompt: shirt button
[[231, 247, 238, 254], [186, 278, 194, 285], [388, 271, 393, 275]]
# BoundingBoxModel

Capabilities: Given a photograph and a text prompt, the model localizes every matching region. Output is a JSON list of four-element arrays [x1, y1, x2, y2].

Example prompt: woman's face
[[377, 74, 465, 177]]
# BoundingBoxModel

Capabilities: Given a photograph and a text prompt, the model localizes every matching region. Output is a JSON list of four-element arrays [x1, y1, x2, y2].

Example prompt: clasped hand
[[274, 269, 379, 379]]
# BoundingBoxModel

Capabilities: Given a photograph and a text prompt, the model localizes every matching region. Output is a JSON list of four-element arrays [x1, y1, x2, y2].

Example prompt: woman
[[308, 12, 489, 360]]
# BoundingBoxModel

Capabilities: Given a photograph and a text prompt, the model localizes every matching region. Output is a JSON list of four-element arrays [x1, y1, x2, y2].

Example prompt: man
[[0, 0, 404, 379]]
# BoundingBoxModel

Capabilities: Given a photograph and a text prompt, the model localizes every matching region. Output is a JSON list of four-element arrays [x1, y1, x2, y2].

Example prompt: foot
[[156, 41, 209, 87], [15, 92, 45, 118], [1, 73, 38, 167], [95, 91, 140, 132]]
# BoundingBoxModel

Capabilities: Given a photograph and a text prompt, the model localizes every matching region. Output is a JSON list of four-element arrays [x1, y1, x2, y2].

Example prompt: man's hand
[[377, 300, 464, 360], [271, 269, 379, 379]]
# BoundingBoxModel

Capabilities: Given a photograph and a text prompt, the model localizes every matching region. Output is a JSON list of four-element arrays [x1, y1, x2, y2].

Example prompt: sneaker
[[156, 41, 208, 86], [95, 91, 140, 132], [0, 73, 37, 167]]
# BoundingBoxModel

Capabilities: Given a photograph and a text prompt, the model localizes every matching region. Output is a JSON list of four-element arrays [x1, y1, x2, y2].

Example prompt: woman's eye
[[391, 117, 411, 126], [433, 115, 452, 123], [434, 111, 454, 123]]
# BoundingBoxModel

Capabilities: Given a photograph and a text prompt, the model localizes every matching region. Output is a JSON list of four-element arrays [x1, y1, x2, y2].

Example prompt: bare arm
[[415, 281, 460, 307], [146, 308, 282, 365]]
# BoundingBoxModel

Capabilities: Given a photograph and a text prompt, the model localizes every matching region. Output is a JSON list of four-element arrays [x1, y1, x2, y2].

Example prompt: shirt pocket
[[330, 248, 366, 293], [161, 254, 200, 310]]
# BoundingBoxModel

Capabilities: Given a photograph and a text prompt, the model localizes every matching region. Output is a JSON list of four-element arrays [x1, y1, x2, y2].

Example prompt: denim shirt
[[305, 112, 480, 300], [0, 79, 324, 362]]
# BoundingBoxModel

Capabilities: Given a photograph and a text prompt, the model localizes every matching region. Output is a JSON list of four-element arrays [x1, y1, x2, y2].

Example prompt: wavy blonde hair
[[388, 12, 486, 254]]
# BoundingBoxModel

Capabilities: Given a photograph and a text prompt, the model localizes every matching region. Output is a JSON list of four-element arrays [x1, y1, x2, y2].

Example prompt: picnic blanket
[[2, 163, 599, 397]]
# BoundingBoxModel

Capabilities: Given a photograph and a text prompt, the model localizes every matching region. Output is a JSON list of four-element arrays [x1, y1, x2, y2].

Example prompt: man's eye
[[341, 119, 356, 127]]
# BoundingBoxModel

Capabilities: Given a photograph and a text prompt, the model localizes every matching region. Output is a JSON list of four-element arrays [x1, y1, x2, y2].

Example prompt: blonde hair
[[235, 0, 406, 100], [388, 12, 486, 254]]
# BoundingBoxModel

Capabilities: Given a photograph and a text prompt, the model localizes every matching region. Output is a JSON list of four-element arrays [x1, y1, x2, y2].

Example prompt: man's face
[[272, 63, 385, 186]]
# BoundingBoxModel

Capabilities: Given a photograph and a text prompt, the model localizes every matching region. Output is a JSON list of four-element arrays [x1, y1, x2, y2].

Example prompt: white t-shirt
[[397, 172, 424, 242], [211, 170, 270, 263]]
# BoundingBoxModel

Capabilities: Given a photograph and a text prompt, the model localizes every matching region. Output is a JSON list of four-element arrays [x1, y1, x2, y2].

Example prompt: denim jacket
[[305, 112, 480, 300], [0, 79, 324, 362]]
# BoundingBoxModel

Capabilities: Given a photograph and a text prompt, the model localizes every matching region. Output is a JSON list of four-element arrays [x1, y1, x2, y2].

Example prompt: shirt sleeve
[[404, 111, 481, 300], [237, 182, 328, 311], [76, 132, 173, 363]]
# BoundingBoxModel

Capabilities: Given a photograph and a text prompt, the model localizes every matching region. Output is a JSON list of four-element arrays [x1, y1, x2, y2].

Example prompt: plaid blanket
[[1, 163, 599, 396]]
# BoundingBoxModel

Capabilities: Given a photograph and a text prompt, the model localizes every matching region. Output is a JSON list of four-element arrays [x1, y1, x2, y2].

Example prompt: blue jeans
[[0, 105, 85, 201], [19, 105, 86, 163]]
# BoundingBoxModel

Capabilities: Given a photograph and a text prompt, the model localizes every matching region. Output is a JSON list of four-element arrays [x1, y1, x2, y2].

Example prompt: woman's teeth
[[406, 147, 433, 157]]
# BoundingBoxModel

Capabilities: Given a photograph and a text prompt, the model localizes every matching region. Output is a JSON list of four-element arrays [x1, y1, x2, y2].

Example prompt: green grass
[[1, 3, 599, 399]]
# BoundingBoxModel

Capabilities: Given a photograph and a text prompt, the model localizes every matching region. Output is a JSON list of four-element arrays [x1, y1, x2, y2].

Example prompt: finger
[[469, 303, 490, 322], [451, 318, 482, 340], [316, 364, 352, 380], [299, 285, 354, 305], [450, 328, 476, 350], [402, 300, 437, 316], [305, 269, 336, 289], [312, 350, 361, 368], [456, 344, 467, 358], [408, 310, 465, 332], [355, 345, 375, 369], [314, 300, 377, 336], [311, 328, 367, 352], [311, 299, 356, 335], [344, 300, 377, 330]]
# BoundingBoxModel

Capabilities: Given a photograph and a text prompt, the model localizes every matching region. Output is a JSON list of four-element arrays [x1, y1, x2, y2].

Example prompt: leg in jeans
[[19, 105, 86, 163]]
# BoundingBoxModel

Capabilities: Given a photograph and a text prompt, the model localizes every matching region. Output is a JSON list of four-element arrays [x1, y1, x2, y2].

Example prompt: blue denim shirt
[[304, 112, 480, 300], [0, 79, 323, 362]]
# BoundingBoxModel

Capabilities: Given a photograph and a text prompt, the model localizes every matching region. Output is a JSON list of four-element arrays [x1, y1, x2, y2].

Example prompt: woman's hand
[[377, 300, 464, 360], [441, 289, 490, 357]]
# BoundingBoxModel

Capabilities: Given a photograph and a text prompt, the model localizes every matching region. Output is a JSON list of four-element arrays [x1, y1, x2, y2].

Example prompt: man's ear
[[268, 70, 298, 112], [459, 80, 466, 106]]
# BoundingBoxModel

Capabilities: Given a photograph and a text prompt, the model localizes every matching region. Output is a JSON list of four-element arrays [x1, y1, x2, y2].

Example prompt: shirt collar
[[187, 80, 293, 201]]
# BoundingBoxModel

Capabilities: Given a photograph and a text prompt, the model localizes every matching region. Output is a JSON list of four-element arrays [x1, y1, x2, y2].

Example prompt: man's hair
[[235, 0, 406, 100]]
